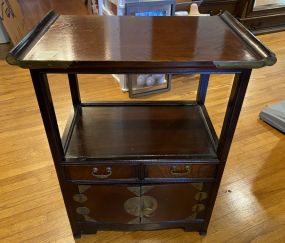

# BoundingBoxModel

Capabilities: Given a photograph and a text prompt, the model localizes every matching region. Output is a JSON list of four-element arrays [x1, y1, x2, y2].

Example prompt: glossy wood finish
[[29, 70, 80, 235], [0, 0, 88, 58], [64, 163, 216, 182], [144, 164, 217, 179], [32, 15, 248, 62], [0, 30, 284, 242], [6, 13, 276, 70], [68, 74, 81, 107], [142, 183, 212, 222], [26, 67, 254, 237], [197, 74, 210, 105], [70, 183, 212, 229], [71, 185, 137, 224], [65, 105, 217, 159], [4, 11, 278, 240], [64, 164, 139, 181]]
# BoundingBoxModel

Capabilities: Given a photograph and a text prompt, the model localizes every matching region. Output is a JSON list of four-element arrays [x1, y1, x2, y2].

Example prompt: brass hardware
[[143, 208, 153, 213], [170, 165, 191, 176], [76, 206, 97, 222], [143, 207, 154, 217], [191, 182, 204, 191], [76, 207, 90, 215], [91, 166, 112, 179], [78, 185, 91, 193], [127, 217, 140, 224], [141, 217, 152, 223], [124, 197, 141, 217], [192, 204, 205, 213], [185, 202, 206, 220], [124, 195, 158, 219], [142, 196, 158, 218], [127, 186, 140, 196], [73, 194, 87, 203], [194, 192, 208, 201], [84, 215, 97, 223], [185, 213, 197, 220], [141, 185, 154, 195]]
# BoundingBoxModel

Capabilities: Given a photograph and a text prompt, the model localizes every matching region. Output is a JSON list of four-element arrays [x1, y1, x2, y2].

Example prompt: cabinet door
[[72, 184, 141, 224], [72, 183, 211, 225], [140, 183, 211, 223]]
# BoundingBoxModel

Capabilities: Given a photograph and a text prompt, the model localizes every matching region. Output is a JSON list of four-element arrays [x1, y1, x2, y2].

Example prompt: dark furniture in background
[[6, 11, 276, 238], [176, 0, 285, 34], [235, 0, 285, 34], [176, 0, 238, 16]]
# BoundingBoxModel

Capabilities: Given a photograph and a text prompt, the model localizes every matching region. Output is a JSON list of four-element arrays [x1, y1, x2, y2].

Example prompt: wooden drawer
[[63, 164, 138, 181], [144, 164, 216, 179]]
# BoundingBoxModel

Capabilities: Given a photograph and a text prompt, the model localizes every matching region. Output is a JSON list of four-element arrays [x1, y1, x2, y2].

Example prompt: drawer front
[[145, 164, 216, 179], [64, 164, 138, 181]]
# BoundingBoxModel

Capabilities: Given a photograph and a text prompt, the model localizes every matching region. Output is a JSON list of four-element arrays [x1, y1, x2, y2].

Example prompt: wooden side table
[[7, 11, 276, 238]]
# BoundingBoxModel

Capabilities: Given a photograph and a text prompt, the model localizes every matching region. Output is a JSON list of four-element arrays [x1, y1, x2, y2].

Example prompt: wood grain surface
[[66, 105, 216, 159], [142, 183, 213, 222], [145, 163, 217, 179], [22, 15, 258, 62], [71, 185, 138, 224], [64, 164, 139, 181], [0, 32, 284, 243], [7, 13, 275, 70]]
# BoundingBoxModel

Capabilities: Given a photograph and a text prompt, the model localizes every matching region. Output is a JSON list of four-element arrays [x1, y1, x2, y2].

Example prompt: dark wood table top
[[7, 11, 276, 71]]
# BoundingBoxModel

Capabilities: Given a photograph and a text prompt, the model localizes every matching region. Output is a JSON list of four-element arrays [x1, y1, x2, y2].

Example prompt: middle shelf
[[63, 102, 218, 161]]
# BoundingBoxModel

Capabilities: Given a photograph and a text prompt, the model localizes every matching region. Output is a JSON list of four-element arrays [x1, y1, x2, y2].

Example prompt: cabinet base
[[77, 221, 205, 235], [73, 232, 82, 239]]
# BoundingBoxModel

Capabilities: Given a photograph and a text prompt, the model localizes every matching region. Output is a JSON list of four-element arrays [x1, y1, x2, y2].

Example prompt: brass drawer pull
[[92, 166, 112, 179], [143, 207, 154, 217], [170, 165, 190, 176]]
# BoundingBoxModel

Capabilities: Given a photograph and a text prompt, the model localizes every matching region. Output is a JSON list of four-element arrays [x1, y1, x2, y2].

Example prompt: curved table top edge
[[6, 11, 277, 71]]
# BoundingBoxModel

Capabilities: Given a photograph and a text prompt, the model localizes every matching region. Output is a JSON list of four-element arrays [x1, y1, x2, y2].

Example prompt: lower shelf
[[64, 103, 218, 160]]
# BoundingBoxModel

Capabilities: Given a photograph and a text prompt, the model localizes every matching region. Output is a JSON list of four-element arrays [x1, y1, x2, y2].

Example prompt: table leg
[[200, 69, 252, 234], [68, 73, 81, 108], [217, 69, 252, 162], [196, 74, 210, 105], [30, 70, 80, 236]]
